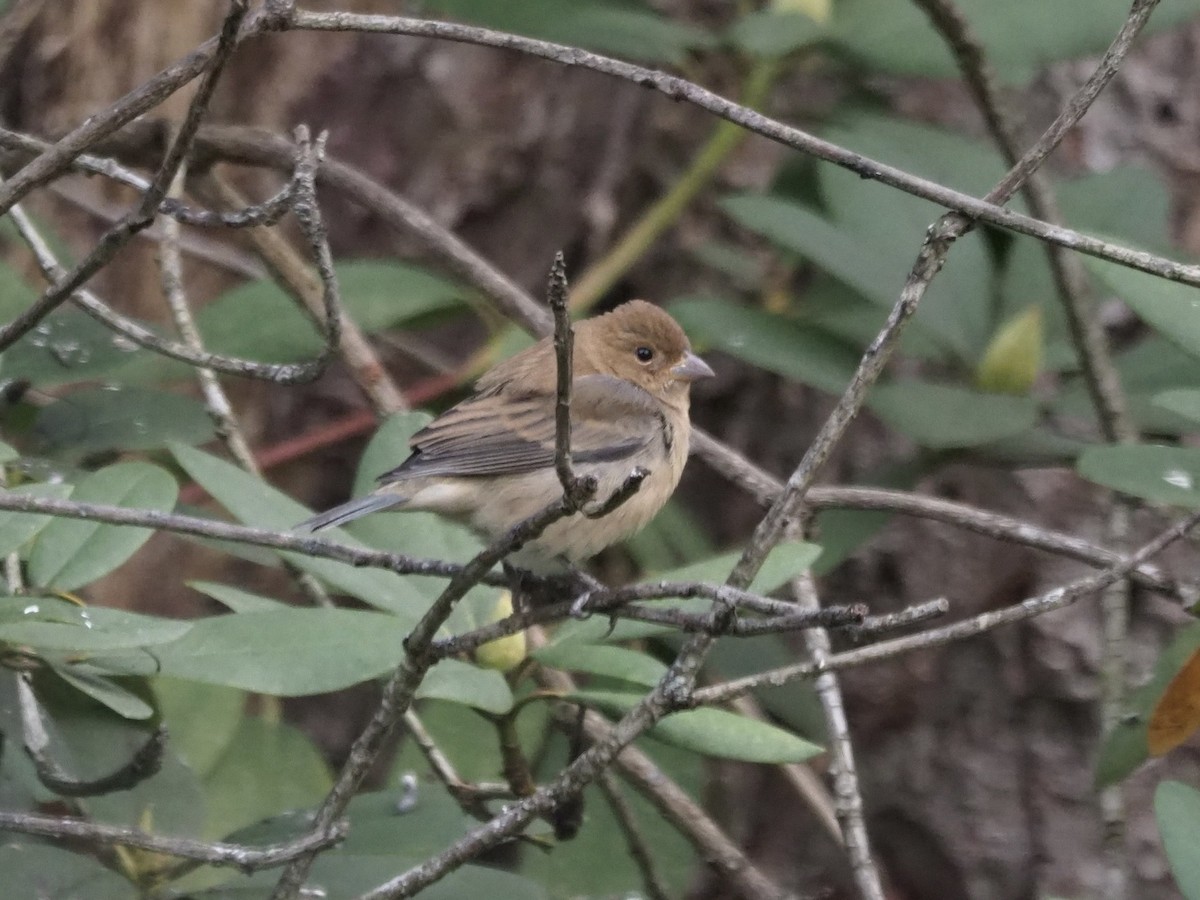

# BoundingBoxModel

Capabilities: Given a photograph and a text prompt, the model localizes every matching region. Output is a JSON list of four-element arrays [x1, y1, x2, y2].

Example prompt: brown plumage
[[298, 300, 713, 567]]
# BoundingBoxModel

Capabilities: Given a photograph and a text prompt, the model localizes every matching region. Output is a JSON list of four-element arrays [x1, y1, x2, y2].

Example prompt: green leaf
[[207, 789, 546, 898], [1157, 780, 1200, 900], [533, 643, 668, 687], [0, 307, 152, 388], [0, 599, 191, 652], [192, 261, 466, 365], [668, 295, 860, 394], [170, 444, 428, 621], [48, 664, 154, 720], [154, 678, 246, 777], [975, 307, 1042, 395], [572, 689, 822, 762], [0, 844, 133, 899], [828, 0, 1200, 83], [202, 715, 332, 840], [1078, 444, 1200, 507], [26, 462, 178, 591], [1154, 389, 1200, 425], [428, 0, 712, 63], [188, 580, 290, 613], [1089, 256, 1200, 361], [155, 609, 409, 696], [1095, 623, 1200, 787], [522, 735, 701, 896], [868, 382, 1039, 449], [33, 386, 213, 458], [728, 10, 825, 57], [720, 188, 991, 360], [0, 482, 73, 557], [0, 439, 17, 463], [417, 658, 513, 714]]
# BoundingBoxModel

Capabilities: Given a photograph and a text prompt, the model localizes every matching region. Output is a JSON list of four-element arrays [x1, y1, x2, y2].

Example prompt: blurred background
[[5, 1, 1200, 897]]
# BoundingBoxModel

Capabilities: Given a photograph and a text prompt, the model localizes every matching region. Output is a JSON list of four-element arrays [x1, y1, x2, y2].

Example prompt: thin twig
[[0, 808, 346, 871], [792, 575, 883, 900], [546, 253, 593, 507], [198, 172, 409, 416], [401, 710, 495, 821], [597, 772, 672, 900], [535, 629, 791, 900], [47, 178, 267, 278], [0, 1, 248, 350], [275, 5, 1200, 289], [1, 141, 333, 385], [692, 511, 1200, 707], [268, 476, 647, 899], [17, 675, 165, 798], [158, 163, 332, 609], [728, 0, 1159, 592]]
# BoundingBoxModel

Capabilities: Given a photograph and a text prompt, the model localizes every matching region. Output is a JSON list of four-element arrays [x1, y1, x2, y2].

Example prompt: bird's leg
[[503, 563, 597, 611]]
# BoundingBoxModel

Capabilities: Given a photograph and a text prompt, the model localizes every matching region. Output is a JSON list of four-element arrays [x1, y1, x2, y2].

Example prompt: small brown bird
[[299, 300, 713, 567]]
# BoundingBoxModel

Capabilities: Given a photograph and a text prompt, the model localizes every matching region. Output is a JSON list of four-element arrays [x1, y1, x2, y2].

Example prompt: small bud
[[474, 591, 527, 673], [975, 306, 1043, 395]]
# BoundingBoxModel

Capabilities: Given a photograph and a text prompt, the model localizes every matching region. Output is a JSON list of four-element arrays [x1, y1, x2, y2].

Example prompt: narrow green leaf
[[0, 601, 191, 653], [1153, 389, 1200, 425], [668, 295, 859, 394], [1156, 781, 1200, 900], [533, 643, 668, 687], [188, 580, 290, 613], [193, 261, 466, 365], [170, 443, 428, 621], [1089, 257, 1200, 361], [1078, 444, 1200, 507], [428, 0, 712, 63], [573, 689, 823, 762], [416, 658, 513, 714], [202, 715, 332, 840], [155, 609, 408, 696], [0, 482, 73, 557], [1095, 623, 1200, 787], [33, 386, 214, 458], [154, 677, 246, 778], [48, 664, 154, 720], [27, 462, 178, 591], [869, 382, 1039, 449], [829, 0, 1199, 83]]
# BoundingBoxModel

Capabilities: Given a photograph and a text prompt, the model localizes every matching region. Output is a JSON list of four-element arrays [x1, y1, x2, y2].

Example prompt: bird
[[298, 300, 714, 568]]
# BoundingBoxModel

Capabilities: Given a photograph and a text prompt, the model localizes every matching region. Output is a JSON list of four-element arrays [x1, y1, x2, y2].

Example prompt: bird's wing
[[378, 375, 664, 482]]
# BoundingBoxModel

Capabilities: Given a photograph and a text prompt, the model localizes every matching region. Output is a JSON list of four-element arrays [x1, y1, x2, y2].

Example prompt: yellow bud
[[474, 591, 527, 673], [771, 0, 832, 23], [975, 306, 1043, 395]]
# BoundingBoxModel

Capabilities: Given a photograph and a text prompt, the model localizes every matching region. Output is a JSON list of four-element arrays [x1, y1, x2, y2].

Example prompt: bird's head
[[578, 300, 714, 407]]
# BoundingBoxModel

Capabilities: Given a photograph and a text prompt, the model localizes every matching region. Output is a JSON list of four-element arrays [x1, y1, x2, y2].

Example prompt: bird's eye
[[635, 346, 654, 363]]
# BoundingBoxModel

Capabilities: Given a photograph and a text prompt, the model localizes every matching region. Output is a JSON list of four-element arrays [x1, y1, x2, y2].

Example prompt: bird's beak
[[671, 351, 715, 382]]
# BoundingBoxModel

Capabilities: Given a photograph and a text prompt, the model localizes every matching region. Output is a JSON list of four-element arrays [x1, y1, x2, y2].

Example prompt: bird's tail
[[295, 493, 407, 532]]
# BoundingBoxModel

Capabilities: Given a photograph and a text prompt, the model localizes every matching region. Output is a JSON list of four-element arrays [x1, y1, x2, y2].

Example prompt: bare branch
[[730, 0, 1159, 592], [269, 478, 646, 899], [693, 511, 1200, 707], [17, 675, 165, 798], [0, 1, 248, 350], [0, 808, 346, 872], [275, 5, 1200, 290], [597, 772, 672, 900], [792, 575, 883, 900]]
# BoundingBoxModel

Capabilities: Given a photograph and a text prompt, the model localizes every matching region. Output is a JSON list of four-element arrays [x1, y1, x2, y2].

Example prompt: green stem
[[569, 59, 778, 312]]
